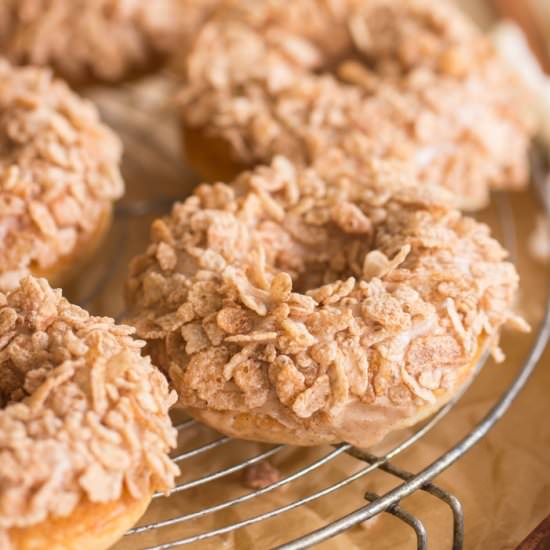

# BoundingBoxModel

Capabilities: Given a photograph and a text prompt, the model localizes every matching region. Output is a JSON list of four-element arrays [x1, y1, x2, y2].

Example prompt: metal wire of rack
[[84, 83, 550, 549], [75, 144, 546, 550]]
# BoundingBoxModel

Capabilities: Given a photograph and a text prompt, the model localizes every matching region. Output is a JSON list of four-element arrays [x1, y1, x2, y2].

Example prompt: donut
[[0, 0, 221, 84], [0, 60, 123, 293], [178, 0, 536, 210], [0, 277, 179, 550], [125, 157, 527, 448]]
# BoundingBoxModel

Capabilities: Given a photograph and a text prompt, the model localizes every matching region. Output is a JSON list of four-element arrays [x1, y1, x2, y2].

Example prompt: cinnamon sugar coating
[[0, 0, 220, 83], [179, 0, 536, 209], [0, 277, 178, 534], [126, 157, 526, 447], [0, 60, 123, 291]]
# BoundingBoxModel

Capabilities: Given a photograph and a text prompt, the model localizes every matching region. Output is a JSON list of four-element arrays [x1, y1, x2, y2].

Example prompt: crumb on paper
[[243, 461, 281, 490]]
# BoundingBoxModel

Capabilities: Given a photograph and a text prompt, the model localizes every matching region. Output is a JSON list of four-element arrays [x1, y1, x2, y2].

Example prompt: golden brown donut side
[[126, 157, 527, 448], [6, 491, 151, 550], [33, 205, 112, 290]]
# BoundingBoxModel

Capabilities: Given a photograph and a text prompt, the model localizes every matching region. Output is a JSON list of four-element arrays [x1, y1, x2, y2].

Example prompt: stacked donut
[[0, 0, 537, 547]]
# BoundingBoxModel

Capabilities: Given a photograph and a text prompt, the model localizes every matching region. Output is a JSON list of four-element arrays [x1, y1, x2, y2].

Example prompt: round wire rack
[[81, 82, 550, 550]]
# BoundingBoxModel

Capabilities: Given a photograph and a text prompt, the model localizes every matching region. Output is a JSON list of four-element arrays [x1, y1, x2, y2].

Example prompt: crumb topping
[[0, 0, 220, 83], [126, 157, 524, 436], [0, 277, 178, 531], [179, 0, 535, 209], [0, 61, 123, 291]]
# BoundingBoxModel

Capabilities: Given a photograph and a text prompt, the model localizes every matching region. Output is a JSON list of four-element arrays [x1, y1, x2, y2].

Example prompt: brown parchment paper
[[63, 4, 550, 548]]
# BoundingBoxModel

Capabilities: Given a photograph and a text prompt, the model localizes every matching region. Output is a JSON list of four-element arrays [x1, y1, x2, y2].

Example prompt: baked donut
[[0, 277, 179, 550], [126, 157, 527, 448], [0, 60, 123, 293], [0, 0, 221, 84], [179, 0, 536, 210]]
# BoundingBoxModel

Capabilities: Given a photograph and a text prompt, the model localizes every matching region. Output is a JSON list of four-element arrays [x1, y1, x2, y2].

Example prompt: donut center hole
[[327, 49, 408, 92], [311, 42, 381, 86], [269, 230, 370, 295], [312, 8, 432, 88], [305, 17, 380, 81], [292, 259, 356, 294]]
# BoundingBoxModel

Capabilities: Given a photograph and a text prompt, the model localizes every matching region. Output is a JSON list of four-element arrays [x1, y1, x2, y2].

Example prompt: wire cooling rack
[[82, 82, 550, 550]]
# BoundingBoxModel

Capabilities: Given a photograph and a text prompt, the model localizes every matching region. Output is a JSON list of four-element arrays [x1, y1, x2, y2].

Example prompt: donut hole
[[291, 254, 357, 295], [304, 26, 377, 86], [259, 223, 372, 295], [0, 339, 76, 410], [293, 1, 480, 96], [308, 35, 367, 75], [307, 3, 453, 88]]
